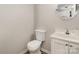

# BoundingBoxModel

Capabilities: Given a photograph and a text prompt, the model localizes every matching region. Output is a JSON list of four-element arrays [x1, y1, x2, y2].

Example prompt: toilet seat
[[27, 40, 42, 51]]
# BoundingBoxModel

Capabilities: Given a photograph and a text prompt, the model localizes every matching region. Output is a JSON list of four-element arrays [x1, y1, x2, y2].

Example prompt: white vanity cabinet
[[51, 32, 79, 54], [51, 38, 79, 54], [69, 42, 79, 54], [51, 38, 68, 54]]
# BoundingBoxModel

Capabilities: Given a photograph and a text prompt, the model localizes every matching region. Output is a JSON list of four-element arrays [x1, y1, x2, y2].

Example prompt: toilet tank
[[35, 29, 46, 41]]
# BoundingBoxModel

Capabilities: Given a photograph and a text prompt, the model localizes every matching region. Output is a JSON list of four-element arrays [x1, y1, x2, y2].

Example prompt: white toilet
[[27, 29, 46, 54]]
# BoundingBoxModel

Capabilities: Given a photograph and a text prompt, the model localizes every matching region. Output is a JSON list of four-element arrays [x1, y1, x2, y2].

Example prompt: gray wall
[[0, 4, 34, 53], [35, 4, 79, 52]]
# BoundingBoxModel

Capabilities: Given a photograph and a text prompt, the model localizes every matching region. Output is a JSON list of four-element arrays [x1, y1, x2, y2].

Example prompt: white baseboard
[[41, 48, 51, 54], [19, 49, 28, 54]]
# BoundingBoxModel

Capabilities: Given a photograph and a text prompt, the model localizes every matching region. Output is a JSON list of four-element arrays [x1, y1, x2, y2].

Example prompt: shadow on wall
[[30, 32, 36, 41]]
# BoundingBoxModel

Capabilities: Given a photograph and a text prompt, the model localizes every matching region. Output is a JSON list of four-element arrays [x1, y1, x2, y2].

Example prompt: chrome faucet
[[66, 29, 70, 35]]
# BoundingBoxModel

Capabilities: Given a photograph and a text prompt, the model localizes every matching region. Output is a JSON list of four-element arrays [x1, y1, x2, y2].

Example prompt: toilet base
[[30, 50, 41, 54], [29, 49, 41, 54]]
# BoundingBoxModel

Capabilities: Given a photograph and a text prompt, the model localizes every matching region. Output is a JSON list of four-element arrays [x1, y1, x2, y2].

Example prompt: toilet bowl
[[27, 40, 41, 51], [27, 29, 46, 54]]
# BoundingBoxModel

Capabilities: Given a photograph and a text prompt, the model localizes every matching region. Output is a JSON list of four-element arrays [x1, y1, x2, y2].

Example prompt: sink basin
[[70, 30, 79, 36], [50, 31, 79, 43]]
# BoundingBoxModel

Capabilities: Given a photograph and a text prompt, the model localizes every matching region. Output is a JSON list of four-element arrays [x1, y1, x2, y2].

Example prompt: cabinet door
[[69, 42, 79, 54], [51, 38, 68, 54]]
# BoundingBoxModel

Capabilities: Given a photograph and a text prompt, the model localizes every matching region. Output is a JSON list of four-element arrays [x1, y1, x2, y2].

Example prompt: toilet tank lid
[[35, 29, 46, 32]]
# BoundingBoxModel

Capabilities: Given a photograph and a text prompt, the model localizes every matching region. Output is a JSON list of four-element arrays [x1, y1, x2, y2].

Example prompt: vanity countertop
[[50, 32, 79, 44]]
